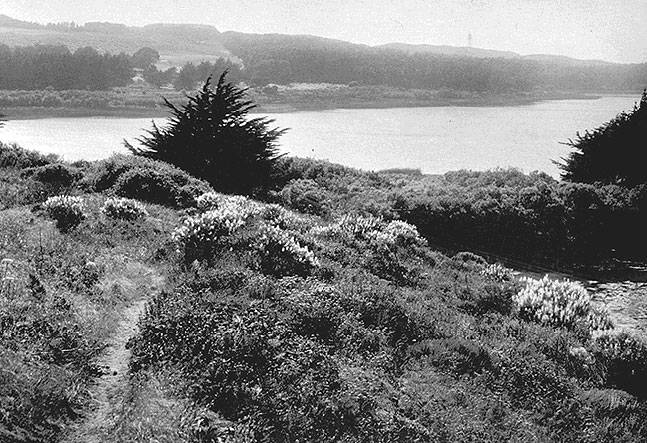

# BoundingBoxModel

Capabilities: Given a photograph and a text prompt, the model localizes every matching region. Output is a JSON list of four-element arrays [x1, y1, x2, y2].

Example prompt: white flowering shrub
[[255, 225, 319, 277], [315, 215, 425, 248], [374, 220, 426, 246], [514, 276, 612, 331], [101, 197, 148, 221], [173, 207, 247, 261], [43, 195, 86, 231], [480, 263, 513, 282], [196, 192, 262, 217]]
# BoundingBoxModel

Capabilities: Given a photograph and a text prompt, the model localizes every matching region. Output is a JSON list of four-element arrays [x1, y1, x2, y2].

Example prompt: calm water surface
[[0, 96, 638, 177]]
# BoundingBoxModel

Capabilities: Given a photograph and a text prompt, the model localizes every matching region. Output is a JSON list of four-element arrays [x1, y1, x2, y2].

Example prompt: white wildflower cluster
[[256, 224, 319, 276], [173, 206, 247, 251], [315, 214, 425, 247], [101, 197, 148, 221], [43, 195, 86, 230], [480, 263, 514, 282], [514, 275, 612, 331], [376, 220, 427, 246], [196, 192, 262, 217]]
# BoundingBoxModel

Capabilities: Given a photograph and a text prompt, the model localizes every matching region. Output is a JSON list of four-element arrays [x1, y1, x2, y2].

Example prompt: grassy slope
[[1, 142, 647, 441]]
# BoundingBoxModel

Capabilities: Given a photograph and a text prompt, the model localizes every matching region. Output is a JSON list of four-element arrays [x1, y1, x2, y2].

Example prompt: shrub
[[480, 263, 514, 282], [410, 338, 494, 376], [82, 154, 212, 208], [594, 332, 647, 398], [0, 141, 58, 169], [21, 163, 82, 187], [173, 208, 247, 262], [255, 225, 319, 277], [42, 195, 86, 232], [126, 72, 286, 195], [279, 178, 331, 215], [101, 197, 148, 221], [514, 276, 612, 331]]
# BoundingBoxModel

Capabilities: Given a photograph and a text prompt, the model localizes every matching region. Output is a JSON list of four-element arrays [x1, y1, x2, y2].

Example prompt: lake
[[0, 95, 638, 177]]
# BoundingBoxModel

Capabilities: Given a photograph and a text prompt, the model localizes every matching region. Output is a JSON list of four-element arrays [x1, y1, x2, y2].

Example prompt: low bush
[[21, 163, 82, 188], [255, 224, 319, 277], [514, 276, 612, 331], [82, 154, 212, 208], [594, 332, 647, 398], [173, 207, 247, 262], [0, 141, 58, 169], [279, 178, 331, 215], [101, 197, 148, 221], [42, 195, 86, 232]]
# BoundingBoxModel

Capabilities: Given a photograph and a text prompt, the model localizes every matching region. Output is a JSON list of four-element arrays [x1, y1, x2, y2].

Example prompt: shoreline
[[0, 91, 608, 120]]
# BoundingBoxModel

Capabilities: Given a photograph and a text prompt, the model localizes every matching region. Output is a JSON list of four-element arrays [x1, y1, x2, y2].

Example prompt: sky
[[2, 0, 646, 63]]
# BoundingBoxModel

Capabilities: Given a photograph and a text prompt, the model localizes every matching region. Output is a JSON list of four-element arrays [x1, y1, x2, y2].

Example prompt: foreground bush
[[0, 141, 58, 169], [42, 195, 86, 231], [594, 332, 647, 398], [21, 162, 82, 188], [255, 225, 319, 277], [514, 276, 612, 331], [173, 207, 247, 262], [101, 197, 148, 221], [82, 154, 212, 208]]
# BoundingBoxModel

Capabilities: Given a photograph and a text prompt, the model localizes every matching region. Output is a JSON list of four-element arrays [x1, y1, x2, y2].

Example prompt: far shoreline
[[0, 91, 612, 121]]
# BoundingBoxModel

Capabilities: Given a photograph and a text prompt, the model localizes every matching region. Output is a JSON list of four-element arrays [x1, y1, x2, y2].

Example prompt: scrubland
[[1, 141, 647, 442]]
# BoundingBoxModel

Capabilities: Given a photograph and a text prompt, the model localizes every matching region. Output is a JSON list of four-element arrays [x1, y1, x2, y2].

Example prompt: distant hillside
[[1, 15, 645, 93], [378, 42, 520, 59], [0, 15, 228, 68]]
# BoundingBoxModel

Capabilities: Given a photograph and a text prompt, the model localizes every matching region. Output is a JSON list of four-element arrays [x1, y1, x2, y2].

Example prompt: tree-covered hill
[[1, 14, 646, 93]]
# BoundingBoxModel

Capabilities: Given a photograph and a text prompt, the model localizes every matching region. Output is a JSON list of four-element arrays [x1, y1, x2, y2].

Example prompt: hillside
[[0, 15, 228, 68], [2, 138, 647, 441]]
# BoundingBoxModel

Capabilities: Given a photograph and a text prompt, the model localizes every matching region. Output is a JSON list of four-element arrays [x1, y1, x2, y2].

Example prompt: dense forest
[[0, 44, 133, 90]]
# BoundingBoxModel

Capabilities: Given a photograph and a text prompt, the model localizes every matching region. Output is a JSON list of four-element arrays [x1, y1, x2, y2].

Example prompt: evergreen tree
[[558, 90, 647, 186], [126, 71, 286, 195]]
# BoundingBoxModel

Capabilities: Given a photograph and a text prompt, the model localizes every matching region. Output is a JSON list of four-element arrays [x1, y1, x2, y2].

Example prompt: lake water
[[0, 96, 638, 177]]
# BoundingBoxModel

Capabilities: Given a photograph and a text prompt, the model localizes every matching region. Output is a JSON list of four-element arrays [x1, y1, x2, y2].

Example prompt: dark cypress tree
[[557, 90, 647, 186], [126, 71, 286, 195]]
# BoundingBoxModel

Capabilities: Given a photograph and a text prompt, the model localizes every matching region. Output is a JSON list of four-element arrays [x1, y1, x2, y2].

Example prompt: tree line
[[0, 44, 133, 90]]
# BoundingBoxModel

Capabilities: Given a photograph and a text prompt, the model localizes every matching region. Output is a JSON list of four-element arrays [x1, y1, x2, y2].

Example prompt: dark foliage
[[21, 163, 82, 188], [559, 90, 647, 186], [127, 72, 286, 196], [0, 141, 59, 169], [82, 154, 212, 208], [0, 44, 133, 90]]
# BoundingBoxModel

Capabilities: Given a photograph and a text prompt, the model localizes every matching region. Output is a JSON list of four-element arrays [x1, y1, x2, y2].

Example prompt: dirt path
[[63, 268, 163, 443]]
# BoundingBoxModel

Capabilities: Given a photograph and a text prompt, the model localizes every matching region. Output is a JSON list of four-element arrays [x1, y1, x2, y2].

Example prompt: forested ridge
[[1, 14, 646, 93]]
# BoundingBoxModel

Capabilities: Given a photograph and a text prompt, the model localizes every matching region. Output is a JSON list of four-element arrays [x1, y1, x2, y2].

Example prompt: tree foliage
[[126, 71, 286, 195], [558, 90, 647, 185], [0, 44, 133, 90]]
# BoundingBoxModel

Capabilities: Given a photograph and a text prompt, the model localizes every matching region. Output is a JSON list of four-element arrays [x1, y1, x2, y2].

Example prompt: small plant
[[255, 225, 319, 277], [101, 197, 148, 221], [42, 195, 86, 232], [514, 276, 612, 331]]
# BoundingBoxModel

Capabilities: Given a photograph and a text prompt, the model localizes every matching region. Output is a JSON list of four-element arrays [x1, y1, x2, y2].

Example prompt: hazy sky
[[2, 0, 646, 63]]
